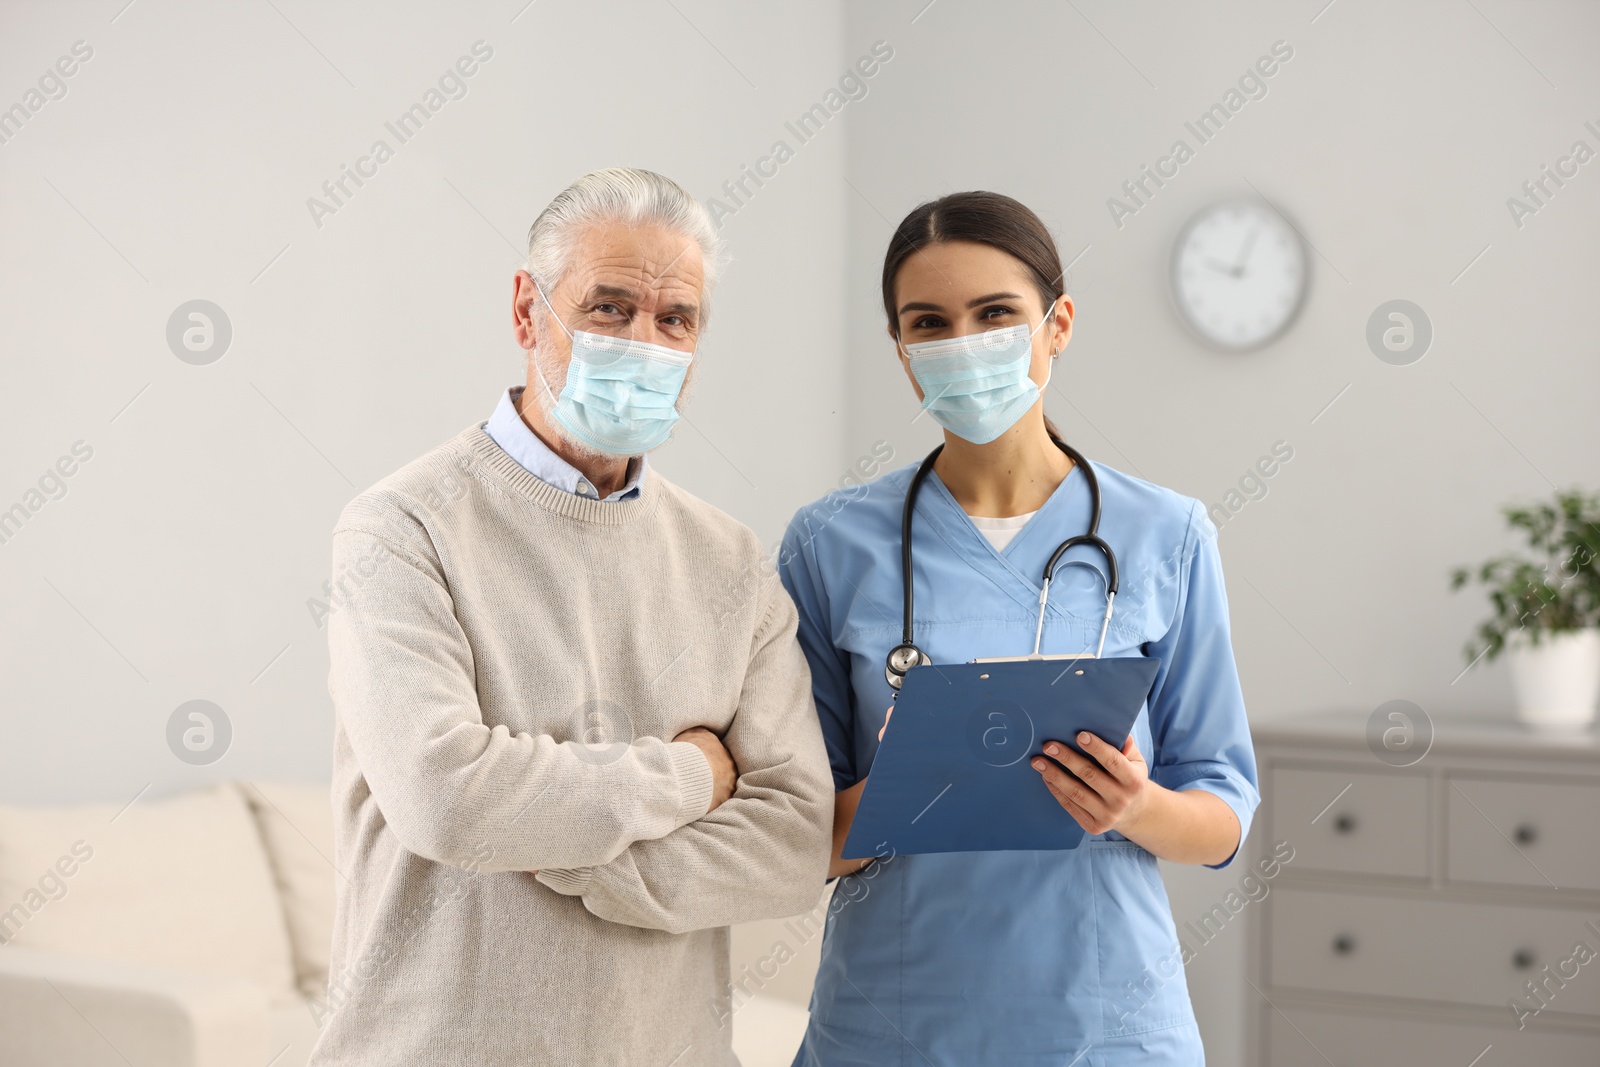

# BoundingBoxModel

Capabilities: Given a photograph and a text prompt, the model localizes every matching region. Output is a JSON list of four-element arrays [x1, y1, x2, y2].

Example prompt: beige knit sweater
[[308, 424, 833, 1066]]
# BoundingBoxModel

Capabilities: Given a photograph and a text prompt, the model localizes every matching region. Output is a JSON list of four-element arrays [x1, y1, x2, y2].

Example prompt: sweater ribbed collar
[[462, 424, 661, 527]]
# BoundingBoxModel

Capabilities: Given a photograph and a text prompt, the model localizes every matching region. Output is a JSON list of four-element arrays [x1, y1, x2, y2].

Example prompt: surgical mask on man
[[531, 282, 693, 456], [901, 305, 1056, 444]]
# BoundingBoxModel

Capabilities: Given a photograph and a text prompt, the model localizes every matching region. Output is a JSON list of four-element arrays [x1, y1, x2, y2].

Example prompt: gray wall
[[841, 1, 1600, 1059]]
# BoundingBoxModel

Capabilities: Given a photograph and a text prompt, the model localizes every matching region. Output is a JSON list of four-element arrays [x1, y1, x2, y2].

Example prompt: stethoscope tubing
[[886, 438, 1119, 689]]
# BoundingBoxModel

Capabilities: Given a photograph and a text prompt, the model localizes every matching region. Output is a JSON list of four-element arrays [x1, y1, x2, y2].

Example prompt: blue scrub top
[[777, 457, 1260, 1066]]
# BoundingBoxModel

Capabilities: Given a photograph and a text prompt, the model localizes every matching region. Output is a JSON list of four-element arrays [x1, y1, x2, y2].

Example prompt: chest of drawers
[[1245, 712, 1600, 1067]]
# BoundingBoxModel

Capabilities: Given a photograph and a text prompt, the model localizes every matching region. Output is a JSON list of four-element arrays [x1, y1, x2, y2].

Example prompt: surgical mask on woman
[[531, 282, 693, 456], [900, 306, 1055, 444]]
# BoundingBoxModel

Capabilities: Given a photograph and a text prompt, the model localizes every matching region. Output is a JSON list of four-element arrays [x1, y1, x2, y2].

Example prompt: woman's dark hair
[[882, 191, 1066, 441]]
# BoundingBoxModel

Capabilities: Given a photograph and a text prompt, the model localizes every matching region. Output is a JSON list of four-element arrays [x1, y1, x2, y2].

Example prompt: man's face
[[514, 221, 705, 365], [511, 221, 705, 461]]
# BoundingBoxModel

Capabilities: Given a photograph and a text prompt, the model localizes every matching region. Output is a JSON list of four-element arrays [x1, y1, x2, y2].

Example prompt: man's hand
[[673, 726, 738, 812]]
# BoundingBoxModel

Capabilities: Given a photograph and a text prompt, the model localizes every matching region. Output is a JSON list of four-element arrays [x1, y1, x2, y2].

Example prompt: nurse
[[778, 191, 1260, 1065]]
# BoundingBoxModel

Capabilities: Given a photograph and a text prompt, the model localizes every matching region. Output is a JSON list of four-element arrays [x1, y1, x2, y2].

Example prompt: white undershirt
[[968, 510, 1038, 552]]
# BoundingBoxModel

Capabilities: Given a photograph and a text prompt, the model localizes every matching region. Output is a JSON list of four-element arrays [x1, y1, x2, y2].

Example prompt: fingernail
[[1032, 758, 1046, 770], [1045, 744, 1059, 757], [1078, 732, 1092, 745]]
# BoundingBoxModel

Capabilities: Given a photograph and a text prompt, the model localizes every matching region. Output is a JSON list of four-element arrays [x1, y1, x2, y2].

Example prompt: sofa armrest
[[0, 946, 270, 1067]]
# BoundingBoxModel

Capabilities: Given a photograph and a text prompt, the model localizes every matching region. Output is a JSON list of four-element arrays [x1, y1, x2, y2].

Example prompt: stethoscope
[[883, 437, 1121, 691]]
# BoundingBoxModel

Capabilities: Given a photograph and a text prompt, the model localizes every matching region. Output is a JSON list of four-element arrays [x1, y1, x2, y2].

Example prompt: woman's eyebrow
[[898, 291, 1026, 316], [966, 291, 1023, 307]]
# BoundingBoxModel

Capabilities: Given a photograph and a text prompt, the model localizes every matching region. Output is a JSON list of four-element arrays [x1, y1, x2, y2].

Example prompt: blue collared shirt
[[483, 386, 645, 501]]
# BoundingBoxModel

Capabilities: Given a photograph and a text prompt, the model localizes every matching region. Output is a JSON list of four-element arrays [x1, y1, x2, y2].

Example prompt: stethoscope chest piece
[[884, 642, 930, 689]]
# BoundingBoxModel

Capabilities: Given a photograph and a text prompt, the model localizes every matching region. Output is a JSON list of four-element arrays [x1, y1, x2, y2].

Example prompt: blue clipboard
[[842, 655, 1161, 858]]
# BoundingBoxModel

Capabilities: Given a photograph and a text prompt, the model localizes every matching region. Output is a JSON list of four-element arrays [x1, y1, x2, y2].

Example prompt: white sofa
[[0, 781, 811, 1066]]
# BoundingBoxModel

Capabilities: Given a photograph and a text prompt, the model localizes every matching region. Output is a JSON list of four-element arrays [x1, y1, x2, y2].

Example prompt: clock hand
[[1231, 225, 1262, 277], [1207, 258, 1240, 275]]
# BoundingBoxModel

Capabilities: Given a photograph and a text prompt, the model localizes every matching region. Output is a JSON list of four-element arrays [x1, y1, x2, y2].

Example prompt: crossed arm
[[330, 524, 833, 933], [533, 582, 834, 933]]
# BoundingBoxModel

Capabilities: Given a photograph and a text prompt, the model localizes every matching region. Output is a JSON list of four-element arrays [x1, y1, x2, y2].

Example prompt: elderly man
[[309, 168, 832, 1065]]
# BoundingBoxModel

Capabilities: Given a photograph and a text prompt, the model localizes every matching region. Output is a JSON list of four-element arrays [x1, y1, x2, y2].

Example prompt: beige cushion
[[268, 994, 321, 1067], [0, 783, 297, 998], [732, 995, 811, 1067], [0, 946, 272, 1067], [239, 781, 337, 1001]]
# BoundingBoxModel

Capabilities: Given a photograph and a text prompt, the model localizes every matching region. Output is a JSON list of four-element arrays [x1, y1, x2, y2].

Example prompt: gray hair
[[525, 167, 723, 321]]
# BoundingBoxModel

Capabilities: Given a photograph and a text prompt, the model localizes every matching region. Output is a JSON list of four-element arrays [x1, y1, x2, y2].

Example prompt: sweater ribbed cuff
[[534, 866, 595, 896], [667, 740, 716, 828]]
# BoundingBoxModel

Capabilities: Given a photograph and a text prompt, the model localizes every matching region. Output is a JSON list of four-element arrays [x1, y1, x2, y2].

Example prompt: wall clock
[[1170, 199, 1307, 350]]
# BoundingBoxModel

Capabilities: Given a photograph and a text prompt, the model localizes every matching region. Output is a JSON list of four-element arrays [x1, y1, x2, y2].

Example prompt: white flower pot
[[1507, 628, 1600, 729]]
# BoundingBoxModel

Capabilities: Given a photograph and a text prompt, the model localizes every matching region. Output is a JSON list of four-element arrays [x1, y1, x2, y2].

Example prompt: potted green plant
[[1451, 489, 1600, 728]]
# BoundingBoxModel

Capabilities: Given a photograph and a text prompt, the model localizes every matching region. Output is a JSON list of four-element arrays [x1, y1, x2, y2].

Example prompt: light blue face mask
[[901, 305, 1056, 444], [532, 283, 694, 456]]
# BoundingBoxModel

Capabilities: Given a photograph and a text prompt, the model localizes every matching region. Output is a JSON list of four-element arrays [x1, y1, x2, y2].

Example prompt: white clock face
[[1171, 200, 1307, 350]]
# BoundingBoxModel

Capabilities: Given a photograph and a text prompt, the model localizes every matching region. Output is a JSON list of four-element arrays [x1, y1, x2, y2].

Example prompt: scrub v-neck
[[914, 463, 1092, 623]]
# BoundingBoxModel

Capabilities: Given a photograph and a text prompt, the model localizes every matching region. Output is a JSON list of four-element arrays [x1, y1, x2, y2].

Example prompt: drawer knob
[[1333, 813, 1358, 834], [1332, 934, 1357, 956], [1512, 948, 1537, 971], [1513, 824, 1538, 846]]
